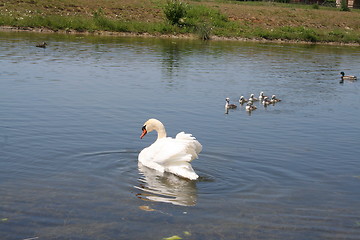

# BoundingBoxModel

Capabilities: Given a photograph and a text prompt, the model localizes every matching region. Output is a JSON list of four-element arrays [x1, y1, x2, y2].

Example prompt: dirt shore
[[1, 25, 359, 47]]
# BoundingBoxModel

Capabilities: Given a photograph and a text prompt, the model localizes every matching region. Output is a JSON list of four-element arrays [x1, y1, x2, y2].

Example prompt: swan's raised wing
[[150, 132, 202, 165], [175, 132, 202, 156]]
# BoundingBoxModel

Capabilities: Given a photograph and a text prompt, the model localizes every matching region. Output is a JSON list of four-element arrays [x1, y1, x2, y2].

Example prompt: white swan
[[262, 96, 271, 106], [246, 101, 257, 111], [259, 91, 267, 101], [270, 95, 281, 103], [138, 118, 202, 180], [249, 94, 258, 102], [239, 96, 248, 104], [225, 97, 237, 109]]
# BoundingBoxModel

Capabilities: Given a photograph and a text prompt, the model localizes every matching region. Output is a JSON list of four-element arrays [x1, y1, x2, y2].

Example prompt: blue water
[[0, 31, 360, 240]]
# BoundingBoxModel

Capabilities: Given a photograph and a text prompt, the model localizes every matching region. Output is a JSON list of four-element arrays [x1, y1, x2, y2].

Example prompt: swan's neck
[[156, 128, 167, 139], [145, 118, 167, 140], [153, 120, 166, 139]]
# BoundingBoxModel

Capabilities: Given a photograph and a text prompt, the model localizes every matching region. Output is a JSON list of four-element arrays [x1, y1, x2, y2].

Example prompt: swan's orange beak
[[140, 127, 147, 139]]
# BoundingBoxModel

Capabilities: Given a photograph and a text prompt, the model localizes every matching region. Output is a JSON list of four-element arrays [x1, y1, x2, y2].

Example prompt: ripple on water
[[130, 148, 313, 207], [194, 150, 313, 203], [70, 149, 140, 182]]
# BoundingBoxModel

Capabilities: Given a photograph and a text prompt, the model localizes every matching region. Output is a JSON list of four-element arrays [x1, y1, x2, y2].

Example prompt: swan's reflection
[[135, 163, 198, 206]]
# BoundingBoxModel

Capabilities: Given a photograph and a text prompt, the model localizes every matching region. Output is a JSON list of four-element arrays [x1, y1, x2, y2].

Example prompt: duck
[[270, 95, 281, 103], [239, 96, 248, 105], [36, 42, 47, 48], [138, 118, 202, 180], [258, 92, 267, 101], [225, 98, 237, 109], [248, 94, 258, 102], [246, 101, 257, 111], [340, 71, 357, 81]]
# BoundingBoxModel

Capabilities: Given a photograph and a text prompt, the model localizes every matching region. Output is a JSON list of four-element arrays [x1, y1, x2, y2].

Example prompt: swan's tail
[[166, 162, 199, 180]]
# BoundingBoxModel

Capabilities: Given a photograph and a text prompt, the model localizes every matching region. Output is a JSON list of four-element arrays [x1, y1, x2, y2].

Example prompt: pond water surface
[[0, 32, 360, 240]]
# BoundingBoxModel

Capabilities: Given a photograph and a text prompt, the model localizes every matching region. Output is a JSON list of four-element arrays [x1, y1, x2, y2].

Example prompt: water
[[1, 31, 360, 240]]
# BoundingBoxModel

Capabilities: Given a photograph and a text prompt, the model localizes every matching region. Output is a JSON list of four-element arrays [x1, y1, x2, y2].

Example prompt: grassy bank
[[1, 0, 360, 44]]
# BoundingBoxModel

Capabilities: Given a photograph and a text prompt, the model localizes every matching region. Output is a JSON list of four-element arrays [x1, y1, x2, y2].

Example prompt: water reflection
[[339, 78, 358, 84], [160, 41, 182, 86], [135, 163, 197, 206]]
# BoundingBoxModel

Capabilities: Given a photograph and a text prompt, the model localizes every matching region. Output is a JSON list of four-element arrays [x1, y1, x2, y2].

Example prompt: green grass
[[0, 12, 176, 34], [257, 26, 319, 42], [206, 0, 338, 10], [163, 1, 230, 39], [1, 0, 360, 44]]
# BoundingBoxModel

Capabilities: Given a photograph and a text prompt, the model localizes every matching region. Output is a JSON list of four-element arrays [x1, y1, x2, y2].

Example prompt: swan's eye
[[142, 125, 146, 131]]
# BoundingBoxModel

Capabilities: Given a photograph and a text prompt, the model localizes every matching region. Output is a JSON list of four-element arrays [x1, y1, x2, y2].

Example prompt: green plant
[[197, 22, 212, 40], [301, 28, 318, 42], [312, 4, 320, 9], [340, 0, 350, 11], [163, 0, 188, 26], [92, 8, 104, 18]]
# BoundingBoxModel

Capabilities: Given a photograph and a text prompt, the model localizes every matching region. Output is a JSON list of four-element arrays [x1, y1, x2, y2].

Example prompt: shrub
[[164, 0, 188, 26], [340, 0, 350, 11], [312, 4, 320, 9], [301, 28, 318, 42]]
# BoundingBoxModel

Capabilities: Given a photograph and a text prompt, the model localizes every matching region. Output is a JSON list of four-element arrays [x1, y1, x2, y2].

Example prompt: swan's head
[[140, 125, 147, 139], [140, 118, 166, 139], [340, 72, 345, 76]]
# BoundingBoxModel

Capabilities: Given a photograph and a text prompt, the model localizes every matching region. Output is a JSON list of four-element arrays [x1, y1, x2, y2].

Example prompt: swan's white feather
[[138, 120, 202, 180]]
